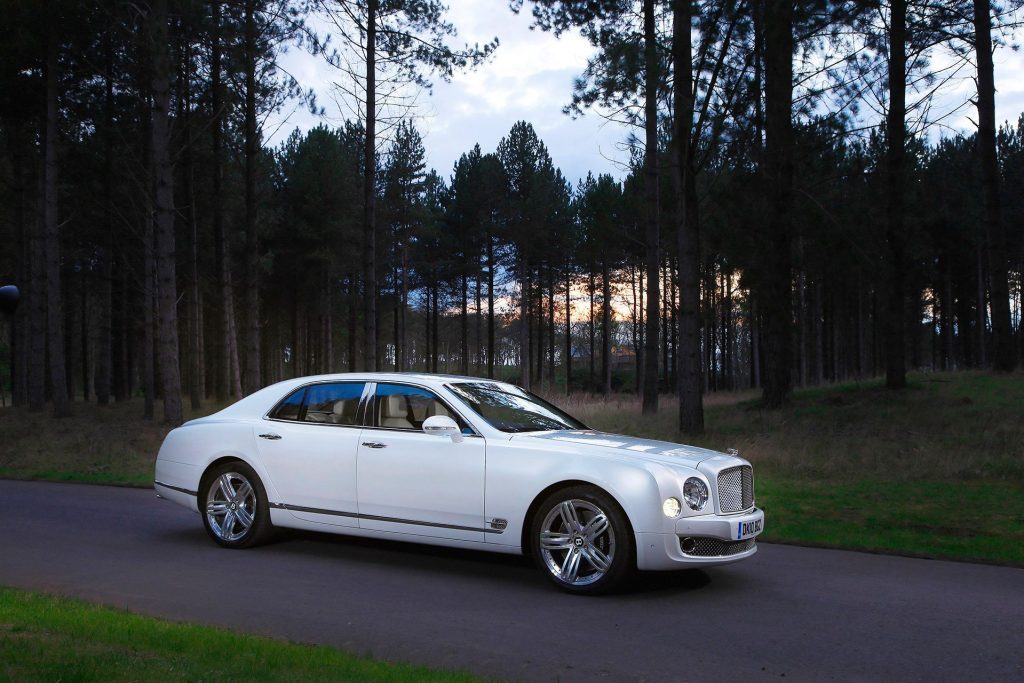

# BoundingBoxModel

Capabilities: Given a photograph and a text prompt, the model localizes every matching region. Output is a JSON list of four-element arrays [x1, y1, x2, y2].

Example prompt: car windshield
[[447, 382, 587, 433]]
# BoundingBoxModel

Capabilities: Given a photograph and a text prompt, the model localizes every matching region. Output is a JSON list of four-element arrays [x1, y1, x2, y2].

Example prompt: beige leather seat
[[380, 395, 413, 429], [330, 398, 356, 425], [425, 401, 452, 419]]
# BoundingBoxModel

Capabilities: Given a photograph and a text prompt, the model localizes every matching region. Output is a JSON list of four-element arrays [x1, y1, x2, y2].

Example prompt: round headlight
[[662, 497, 681, 518], [683, 477, 708, 511]]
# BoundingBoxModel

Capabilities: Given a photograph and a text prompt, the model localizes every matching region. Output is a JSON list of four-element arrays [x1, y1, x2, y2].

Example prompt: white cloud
[[269, 0, 628, 183], [269, 3, 1024, 183]]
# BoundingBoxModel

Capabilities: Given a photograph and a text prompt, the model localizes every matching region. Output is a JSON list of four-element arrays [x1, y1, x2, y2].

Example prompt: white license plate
[[736, 515, 764, 540]]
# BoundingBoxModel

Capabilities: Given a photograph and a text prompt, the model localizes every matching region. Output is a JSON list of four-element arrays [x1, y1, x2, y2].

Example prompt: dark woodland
[[1, 0, 1022, 434]]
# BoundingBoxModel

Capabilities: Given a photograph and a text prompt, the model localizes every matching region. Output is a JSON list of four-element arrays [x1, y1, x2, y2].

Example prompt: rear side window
[[272, 388, 305, 421], [270, 383, 366, 425]]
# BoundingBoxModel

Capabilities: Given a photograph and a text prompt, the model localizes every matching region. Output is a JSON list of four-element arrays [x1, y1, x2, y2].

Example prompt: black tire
[[200, 460, 274, 549], [529, 485, 634, 595]]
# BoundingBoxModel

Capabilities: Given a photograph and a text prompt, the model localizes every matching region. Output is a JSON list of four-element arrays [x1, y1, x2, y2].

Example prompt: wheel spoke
[[217, 474, 236, 501], [582, 513, 609, 542], [234, 506, 254, 529], [221, 510, 236, 536], [582, 545, 611, 573], [561, 549, 582, 582], [540, 531, 573, 551], [233, 481, 253, 504], [206, 501, 228, 516], [559, 501, 581, 533]]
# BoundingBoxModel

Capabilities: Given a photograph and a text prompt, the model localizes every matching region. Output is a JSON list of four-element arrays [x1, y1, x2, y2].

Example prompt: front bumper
[[635, 507, 764, 571]]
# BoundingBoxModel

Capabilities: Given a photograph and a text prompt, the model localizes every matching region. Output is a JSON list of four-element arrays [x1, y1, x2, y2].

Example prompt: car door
[[357, 382, 487, 542], [253, 381, 368, 527]]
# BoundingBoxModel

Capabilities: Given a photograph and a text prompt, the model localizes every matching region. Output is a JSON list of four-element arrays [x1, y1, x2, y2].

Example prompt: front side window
[[270, 382, 366, 425], [373, 383, 471, 433], [447, 382, 587, 433]]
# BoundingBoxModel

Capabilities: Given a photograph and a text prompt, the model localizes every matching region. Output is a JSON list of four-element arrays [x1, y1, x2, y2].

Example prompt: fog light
[[662, 497, 681, 518], [683, 477, 708, 511]]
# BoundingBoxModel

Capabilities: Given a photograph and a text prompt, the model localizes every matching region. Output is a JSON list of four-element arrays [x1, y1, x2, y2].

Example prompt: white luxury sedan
[[155, 373, 764, 593]]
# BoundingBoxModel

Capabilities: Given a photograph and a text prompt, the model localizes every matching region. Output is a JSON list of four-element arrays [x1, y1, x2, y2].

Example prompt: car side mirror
[[0, 285, 19, 316], [422, 415, 463, 443]]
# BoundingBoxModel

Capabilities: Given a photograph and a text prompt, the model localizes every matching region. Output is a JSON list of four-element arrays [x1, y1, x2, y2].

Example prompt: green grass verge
[[0, 588, 478, 682], [756, 478, 1024, 564]]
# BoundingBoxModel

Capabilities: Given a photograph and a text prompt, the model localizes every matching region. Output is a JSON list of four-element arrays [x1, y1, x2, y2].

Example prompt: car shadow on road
[[155, 522, 726, 597]]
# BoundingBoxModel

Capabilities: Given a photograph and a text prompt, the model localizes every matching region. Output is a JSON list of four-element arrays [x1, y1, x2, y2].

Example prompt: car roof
[[279, 372, 507, 385]]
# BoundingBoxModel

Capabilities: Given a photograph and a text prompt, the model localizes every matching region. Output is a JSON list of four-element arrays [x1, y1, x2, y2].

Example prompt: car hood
[[511, 429, 737, 470]]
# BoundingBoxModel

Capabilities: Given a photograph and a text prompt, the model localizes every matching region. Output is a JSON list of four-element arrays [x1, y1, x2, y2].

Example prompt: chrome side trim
[[154, 480, 197, 497], [270, 501, 504, 534]]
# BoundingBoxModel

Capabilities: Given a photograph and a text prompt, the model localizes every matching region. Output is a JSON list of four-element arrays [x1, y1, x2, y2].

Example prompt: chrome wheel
[[205, 472, 256, 542], [539, 498, 615, 587]]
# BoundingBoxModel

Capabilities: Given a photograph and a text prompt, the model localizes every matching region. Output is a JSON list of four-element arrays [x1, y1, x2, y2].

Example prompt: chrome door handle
[[361, 441, 387, 449], [259, 433, 282, 440]]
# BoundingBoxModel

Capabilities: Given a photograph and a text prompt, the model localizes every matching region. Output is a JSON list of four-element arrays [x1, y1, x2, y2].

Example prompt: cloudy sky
[[270, 2, 1024, 186]]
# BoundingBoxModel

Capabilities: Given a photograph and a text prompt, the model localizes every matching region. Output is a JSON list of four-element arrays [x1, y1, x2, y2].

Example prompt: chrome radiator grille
[[717, 465, 754, 513], [680, 537, 756, 557]]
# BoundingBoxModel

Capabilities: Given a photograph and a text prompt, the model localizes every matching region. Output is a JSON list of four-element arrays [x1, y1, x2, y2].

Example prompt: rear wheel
[[529, 485, 633, 594], [200, 461, 273, 548]]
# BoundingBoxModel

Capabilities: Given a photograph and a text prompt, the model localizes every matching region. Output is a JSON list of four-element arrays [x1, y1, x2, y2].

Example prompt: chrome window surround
[[263, 380, 372, 428], [362, 381, 481, 437], [262, 379, 482, 437]]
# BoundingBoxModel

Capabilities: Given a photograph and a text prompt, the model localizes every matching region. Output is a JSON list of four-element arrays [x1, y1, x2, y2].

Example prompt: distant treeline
[[0, 0, 1021, 433]]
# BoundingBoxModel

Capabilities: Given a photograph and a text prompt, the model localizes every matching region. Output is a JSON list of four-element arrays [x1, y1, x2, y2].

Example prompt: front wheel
[[529, 486, 634, 594], [200, 461, 273, 548]]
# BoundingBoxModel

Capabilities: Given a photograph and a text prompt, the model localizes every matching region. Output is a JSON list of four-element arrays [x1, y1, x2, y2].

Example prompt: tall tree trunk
[[461, 274, 469, 375], [184, 47, 202, 411], [534, 273, 543, 384], [975, 244, 987, 366], [475, 264, 482, 373], [26, 140, 46, 411], [80, 271, 89, 401], [140, 88, 155, 420], [588, 272, 596, 386], [150, 0, 183, 425], [43, 10, 70, 417], [602, 257, 612, 393], [519, 262, 530, 389], [401, 245, 409, 370], [641, 0, 660, 414], [425, 283, 432, 371], [347, 274, 357, 371], [548, 273, 555, 383], [95, 36, 115, 407], [10, 130, 30, 407], [487, 235, 495, 378], [242, 0, 262, 393], [565, 265, 572, 394], [761, 0, 794, 407], [673, 0, 703, 433], [431, 286, 439, 373], [211, 0, 237, 402], [884, 0, 908, 389], [363, 0, 378, 371], [973, 0, 1015, 372]]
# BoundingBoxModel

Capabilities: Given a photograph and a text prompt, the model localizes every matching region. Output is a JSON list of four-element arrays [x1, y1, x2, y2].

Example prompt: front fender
[[484, 438, 676, 551]]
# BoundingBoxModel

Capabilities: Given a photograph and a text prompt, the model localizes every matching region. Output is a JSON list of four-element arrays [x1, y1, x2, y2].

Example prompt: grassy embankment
[[0, 588, 476, 682], [1, 371, 1021, 564]]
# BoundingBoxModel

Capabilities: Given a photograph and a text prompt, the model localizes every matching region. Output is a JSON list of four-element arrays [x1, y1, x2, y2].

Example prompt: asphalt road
[[1, 480, 1021, 681]]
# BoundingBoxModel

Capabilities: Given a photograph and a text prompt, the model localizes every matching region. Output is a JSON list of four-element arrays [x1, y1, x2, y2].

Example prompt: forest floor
[[0, 370, 1021, 565], [0, 588, 476, 682]]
